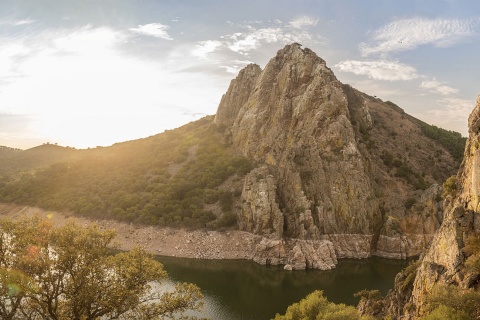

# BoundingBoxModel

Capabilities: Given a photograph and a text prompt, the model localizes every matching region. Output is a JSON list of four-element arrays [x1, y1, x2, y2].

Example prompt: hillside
[[0, 117, 252, 229], [0, 44, 466, 269]]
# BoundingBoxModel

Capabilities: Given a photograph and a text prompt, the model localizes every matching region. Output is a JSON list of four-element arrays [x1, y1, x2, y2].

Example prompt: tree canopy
[[273, 290, 364, 320], [0, 217, 204, 319]]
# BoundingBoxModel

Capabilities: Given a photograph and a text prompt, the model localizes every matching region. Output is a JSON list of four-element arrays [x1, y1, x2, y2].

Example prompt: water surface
[[157, 256, 412, 320]]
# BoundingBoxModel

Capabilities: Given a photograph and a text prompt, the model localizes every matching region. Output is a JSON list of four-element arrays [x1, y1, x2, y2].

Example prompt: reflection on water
[[156, 256, 413, 320]]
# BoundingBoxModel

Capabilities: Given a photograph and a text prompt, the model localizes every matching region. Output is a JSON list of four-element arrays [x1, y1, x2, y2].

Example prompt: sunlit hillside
[[0, 116, 252, 229]]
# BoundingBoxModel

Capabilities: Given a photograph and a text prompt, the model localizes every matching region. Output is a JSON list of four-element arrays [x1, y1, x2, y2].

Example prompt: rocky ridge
[[383, 95, 480, 319], [215, 44, 459, 270]]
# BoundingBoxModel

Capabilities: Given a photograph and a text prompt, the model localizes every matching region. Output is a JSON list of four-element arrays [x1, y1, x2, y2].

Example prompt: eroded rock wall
[[215, 44, 461, 269]]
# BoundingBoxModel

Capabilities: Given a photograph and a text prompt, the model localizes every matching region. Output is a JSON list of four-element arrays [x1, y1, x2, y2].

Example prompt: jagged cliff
[[382, 95, 480, 319], [215, 44, 461, 269]]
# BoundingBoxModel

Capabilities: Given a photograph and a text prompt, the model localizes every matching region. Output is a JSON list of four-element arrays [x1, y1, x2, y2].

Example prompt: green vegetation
[[442, 175, 458, 198], [273, 290, 367, 320], [384, 100, 466, 161], [419, 122, 466, 161], [416, 233, 480, 319], [423, 285, 480, 319], [463, 231, 480, 273], [398, 260, 419, 292], [354, 289, 384, 317], [380, 151, 429, 190], [0, 118, 252, 229], [0, 217, 204, 319]]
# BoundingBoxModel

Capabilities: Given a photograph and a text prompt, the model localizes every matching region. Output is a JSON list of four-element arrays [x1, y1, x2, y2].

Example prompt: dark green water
[[156, 256, 412, 320]]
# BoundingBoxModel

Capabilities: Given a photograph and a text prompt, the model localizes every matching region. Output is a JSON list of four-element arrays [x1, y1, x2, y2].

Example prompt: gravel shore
[[0, 203, 260, 260]]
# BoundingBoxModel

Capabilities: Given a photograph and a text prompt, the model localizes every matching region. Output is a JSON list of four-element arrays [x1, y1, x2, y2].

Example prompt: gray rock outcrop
[[215, 44, 461, 269]]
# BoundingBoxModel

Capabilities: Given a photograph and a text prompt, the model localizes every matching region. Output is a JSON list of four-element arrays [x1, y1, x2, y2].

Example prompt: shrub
[[274, 290, 360, 320]]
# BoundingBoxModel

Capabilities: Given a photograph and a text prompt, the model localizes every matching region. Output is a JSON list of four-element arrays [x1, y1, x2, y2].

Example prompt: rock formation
[[383, 95, 480, 318], [215, 43, 461, 270]]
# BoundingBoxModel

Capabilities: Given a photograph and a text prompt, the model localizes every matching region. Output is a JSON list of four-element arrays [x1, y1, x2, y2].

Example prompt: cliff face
[[384, 96, 480, 318], [215, 44, 461, 269]]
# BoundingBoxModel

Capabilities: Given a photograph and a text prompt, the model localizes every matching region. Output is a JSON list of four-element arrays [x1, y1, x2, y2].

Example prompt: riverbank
[[0, 203, 260, 260]]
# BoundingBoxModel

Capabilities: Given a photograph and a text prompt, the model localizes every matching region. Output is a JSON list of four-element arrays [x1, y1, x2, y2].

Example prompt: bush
[[274, 290, 361, 320], [442, 175, 458, 198], [419, 122, 466, 161], [423, 285, 480, 319]]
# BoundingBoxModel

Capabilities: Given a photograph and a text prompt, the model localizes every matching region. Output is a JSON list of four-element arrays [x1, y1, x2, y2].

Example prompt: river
[[156, 256, 413, 320]]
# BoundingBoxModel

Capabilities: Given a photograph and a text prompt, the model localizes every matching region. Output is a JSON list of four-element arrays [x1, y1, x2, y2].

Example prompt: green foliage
[[0, 118, 252, 229], [398, 260, 419, 292], [423, 285, 480, 320], [274, 290, 361, 320], [463, 232, 480, 273], [421, 305, 470, 320], [380, 151, 429, 189], [394, 162, 429, 190], [0, 217, 204, 319], [442, 175, 458, 198], [419, 122, 466, 161], [354, 289, 384, 316]]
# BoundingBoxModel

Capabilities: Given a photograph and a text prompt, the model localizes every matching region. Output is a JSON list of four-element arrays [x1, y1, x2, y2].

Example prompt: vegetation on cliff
[[0, 217, 204, 319]]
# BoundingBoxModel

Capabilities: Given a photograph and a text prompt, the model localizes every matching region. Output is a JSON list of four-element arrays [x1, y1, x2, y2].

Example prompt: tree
[[274, 290, 363, 320], [0, 217, 204, 319]]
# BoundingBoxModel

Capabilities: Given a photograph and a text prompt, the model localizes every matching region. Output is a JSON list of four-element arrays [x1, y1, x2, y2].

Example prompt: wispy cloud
[[421, 79, 459, 96], [334, 60, 418, 81], [425, 97, 474, 126], [221, 60, 254, 74], [130, 23, 173, 40], [191, 40, 223, 58], [0, 18, 35, 26], [360, 17, 480, 56], [191, 16, 324, 61], [289, 16, 318, 29]]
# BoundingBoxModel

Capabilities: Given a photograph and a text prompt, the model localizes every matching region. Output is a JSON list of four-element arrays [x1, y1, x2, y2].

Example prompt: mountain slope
[[0, 44, 466, 270], [0, 117, 252, 228], [215, 43, 463, 267], [379, 95, 480, 319]]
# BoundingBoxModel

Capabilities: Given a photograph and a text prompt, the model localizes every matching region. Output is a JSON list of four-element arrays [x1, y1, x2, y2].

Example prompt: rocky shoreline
[[0, 203, 260, 260], [0, 203, 429, 270]]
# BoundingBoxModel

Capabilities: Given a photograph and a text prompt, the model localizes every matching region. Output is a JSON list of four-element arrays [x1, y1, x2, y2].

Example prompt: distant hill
[[0, 44, 467, 269]]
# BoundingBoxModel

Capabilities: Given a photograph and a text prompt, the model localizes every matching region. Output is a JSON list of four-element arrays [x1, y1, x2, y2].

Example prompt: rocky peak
[[214, 63, 261, 128], [214, 44, 461, 270]]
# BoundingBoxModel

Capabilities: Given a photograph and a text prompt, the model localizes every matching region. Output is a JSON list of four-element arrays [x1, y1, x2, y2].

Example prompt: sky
[[0, 0, 479, 149]]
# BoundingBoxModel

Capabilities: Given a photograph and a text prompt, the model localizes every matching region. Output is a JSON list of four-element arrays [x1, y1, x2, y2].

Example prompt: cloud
[[360, 17, 480, 56], [196, 16, 324, 57], [335, 60, 418, 81], [130, 23, 173, 40], [191, 40, 223, 58], [421, 80, 459, 96], [0, 25, 229, 149], [221, 60, 254, 74], [187, 16, 324, 75], [0, 18, 35, 26], [425, 97, 473, 130], [225, 28, 291, 54], [289, 16, 319, 29]]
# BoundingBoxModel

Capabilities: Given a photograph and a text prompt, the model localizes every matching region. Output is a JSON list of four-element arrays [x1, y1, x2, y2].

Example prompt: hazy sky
[[1, 0, 479, 149]]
